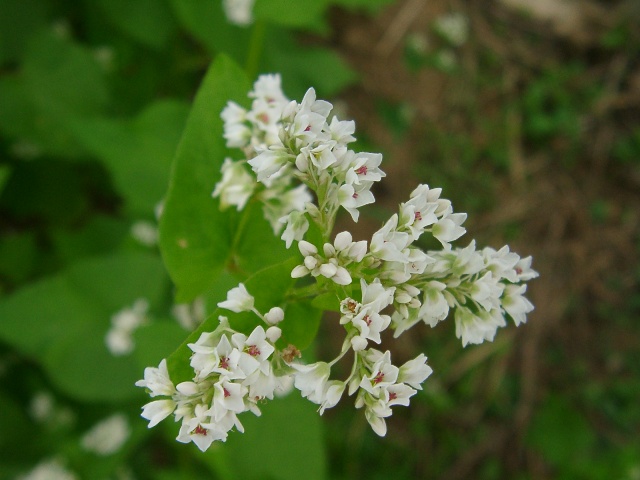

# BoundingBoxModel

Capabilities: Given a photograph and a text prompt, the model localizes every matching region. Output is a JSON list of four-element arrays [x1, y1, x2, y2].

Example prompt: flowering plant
[[139, 55, 537, 450]]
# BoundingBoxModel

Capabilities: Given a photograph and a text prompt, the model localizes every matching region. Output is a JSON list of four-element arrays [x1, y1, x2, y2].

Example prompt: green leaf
[[223, 393, 327, 480], [159, 54, 251, 302], [166, 257, 298, 383], [96, 0, 177, 49], [169, 0, 251, 62], [281, 301, 322, 351], [72, 100, 189, 216], [0, 30, 109, 158], [233, 200, 293, 275], [263, 31, 357, 98], [0, 252, 168, 401], [311, 292, 341, 312], [0, 0, 49, 64], [254, 0, 329, 31]]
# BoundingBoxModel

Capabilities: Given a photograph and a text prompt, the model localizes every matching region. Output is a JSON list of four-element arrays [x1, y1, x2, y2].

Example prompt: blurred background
[[0, 0, 638, 479]]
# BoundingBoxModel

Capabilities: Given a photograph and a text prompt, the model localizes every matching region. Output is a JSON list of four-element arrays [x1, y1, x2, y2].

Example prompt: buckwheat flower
[[218, 283, 254, 313], [135, 359, 175, 397], [250, 74, 288, 105], [248, 147, 292, 183], [212, 159, 255, 211], [502, 284, 534, 326], [211, 380, 247, 421], [176, 404, 226, 451], [469, 271, 504, 312], [280, 210, 309, 248], [319, 380, 346, 414], [233, 326, 275, 376], [397, 354, 433, 389], [189, 333, 243, 380], [358, 350, 399, 396], [221, 102, 250, 147], [328, 116, 356, 145], [482, 245, 521, 282], [291, 361, 331, 404], [369, 214, 411, 263], [514, 256, 539, 282], [337, 183, 375, 222], [455, 308, 506, 347], [418, 281, 450, 327], [141, 399, 176, 428], [432, 213, 467, 248], [81, 413, 130, 456]]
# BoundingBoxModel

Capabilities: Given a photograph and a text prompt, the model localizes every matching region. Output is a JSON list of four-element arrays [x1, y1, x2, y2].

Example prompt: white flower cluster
[[136, 287, 292, 451], [214, 74, 385, 245], [105, 298, 148, 356], [140, 75, 538, 445]]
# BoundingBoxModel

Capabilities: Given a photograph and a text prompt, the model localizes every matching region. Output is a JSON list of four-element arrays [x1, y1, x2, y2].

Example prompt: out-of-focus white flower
[[130, 220, 158, 247], [81, 413, 130, 456], [222, 0, 255, 26], [105, 298, 149, 356], [17, 458, 78, 480], [433, 12, 469, 47]]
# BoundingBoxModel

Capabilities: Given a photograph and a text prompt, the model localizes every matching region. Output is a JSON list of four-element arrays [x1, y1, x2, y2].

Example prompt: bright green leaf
[[159, 54, 251, 302]]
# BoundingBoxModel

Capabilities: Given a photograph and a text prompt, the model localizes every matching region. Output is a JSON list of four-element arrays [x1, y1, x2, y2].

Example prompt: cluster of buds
[[138, 75, 537, 448]]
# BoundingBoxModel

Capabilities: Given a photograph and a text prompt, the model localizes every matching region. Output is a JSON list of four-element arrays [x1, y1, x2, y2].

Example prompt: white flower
[[135, 359, 175, 397], [280, 210, 309, 248], [291, 361, 331, 404], [502, 284, 534, 326], [81, 413, 130, 456], [337, 183, 375, 222], [212, 159, 256, 211], [454, 308, 506, 347], [397, 354, 433, 389], [418, 281, 450, 327], [370, 214, 411, 263], [222, 0, 255, 26], [432, 212, 466, 247], [130, 220, 158, 247], [514, 256, 539, 282], [218, 283, 255, 313], [17, 458, 78, 480], [105, 298, 149, 356], [319, 381, 346, 414], [248, 147, 291, 183], [141, 399, 177, 428]]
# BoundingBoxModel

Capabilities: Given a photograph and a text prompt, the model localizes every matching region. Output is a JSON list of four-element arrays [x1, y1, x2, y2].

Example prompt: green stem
[[245, 20, 267, 80]]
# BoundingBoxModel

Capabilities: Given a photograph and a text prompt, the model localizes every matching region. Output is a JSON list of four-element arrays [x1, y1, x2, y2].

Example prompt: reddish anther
[[247, 345, 261, 357]]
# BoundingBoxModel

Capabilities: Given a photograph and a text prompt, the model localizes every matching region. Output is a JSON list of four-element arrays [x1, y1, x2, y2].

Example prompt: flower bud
[[265, 307, 285, 325]]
